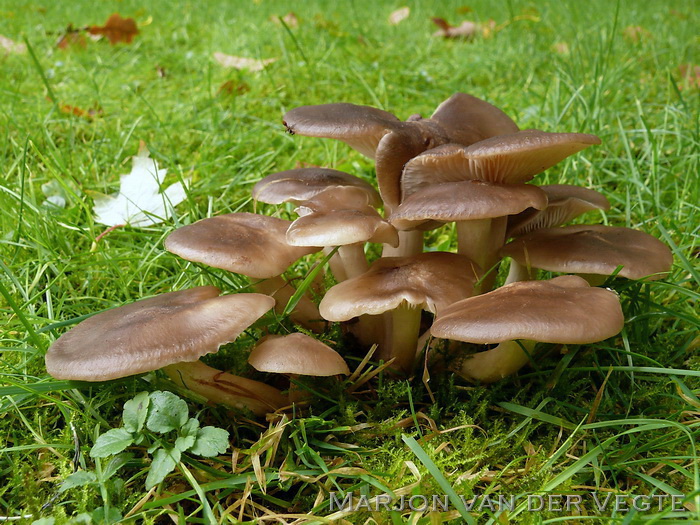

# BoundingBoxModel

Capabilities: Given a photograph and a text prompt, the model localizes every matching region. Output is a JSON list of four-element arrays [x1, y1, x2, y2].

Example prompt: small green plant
[[58, 391, 229, 522]]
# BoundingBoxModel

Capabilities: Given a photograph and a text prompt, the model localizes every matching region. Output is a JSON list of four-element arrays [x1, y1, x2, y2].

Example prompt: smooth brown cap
[[165, 213, 320, 278], [248, 333, 350, 376], [283, 103, 402, 159], [431, 275, 624, 344], [429, 93, 519, 147], [46, 287, 275, 381], [507, 184, 610, 237], [287, 208, 399, 247], [390, 180, 547, 231], [401, 130, 601, 196], [500, 225, 673, 280], [252, 168, 381, 207], [319, 252, 480, 320]]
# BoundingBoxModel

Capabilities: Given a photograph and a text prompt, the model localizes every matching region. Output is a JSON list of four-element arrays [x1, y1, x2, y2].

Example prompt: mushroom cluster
[[45, 92, 673, 414]]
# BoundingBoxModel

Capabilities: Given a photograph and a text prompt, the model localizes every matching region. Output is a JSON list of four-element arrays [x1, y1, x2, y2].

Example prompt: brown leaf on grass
[[622, 25, 651, 43], [388, 7, 410, 26], [56, 27, 87, 50], [552, 41, 570, 55], [217, 79, 250, 96], [0, 34, 27, 54], [213, 52, 277, 72], [431, 17, 477, 39], [271, 12, 299, 28], [678, 64, 700, 90], [47, 97, 103, 119], [89, 13, 139, 45]]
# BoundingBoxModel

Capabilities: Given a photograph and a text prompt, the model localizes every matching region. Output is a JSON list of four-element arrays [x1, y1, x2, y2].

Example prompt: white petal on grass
[[388, 7, 410, 25], [93, 144, 188, 227], [213, 52, 277, 72]]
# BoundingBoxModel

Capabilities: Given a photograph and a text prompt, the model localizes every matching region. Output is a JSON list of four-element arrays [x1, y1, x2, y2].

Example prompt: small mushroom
[[390, 180, 547, 287], [164, 213, 324, 331], [431, 276, 624, 382], [252, 167, 381, 208], [319, 252, 480, 374], [499, 224, 674, 284], [45, 286, 286, 415], [249, 333, 350, 404]]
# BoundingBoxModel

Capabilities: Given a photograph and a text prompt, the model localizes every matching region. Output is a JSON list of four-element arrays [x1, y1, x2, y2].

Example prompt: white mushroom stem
[[324, 247, 347, 282], [164, 360, 288, 416], [456, 218, 506, 292], [504, 259, 537, 285], [253, 276, 324, 333], [382, 230, 423, 257], [338, 244, 369, 279], [380, 303, 422, 374], [452, 340, 537, 383]]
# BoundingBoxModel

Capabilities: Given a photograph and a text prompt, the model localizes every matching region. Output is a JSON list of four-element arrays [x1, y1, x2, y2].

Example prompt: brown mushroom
[[431, 275, 624, 382], [164, 213, 324, 331], [319, 252, 480, 374], [45, 286, 286, 415], [499, 224, 674, 284]]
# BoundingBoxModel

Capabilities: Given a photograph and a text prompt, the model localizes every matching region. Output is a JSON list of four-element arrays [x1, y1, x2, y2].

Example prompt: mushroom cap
[[164, 213, 320, 278], [287, 208, 399, 247], [252, 168, 381, 207], [248, 333, 350, 376], [431, 275, 624, 344], [429, 92, 520, 148], [45, 287, 275, 381], [283, 103, 402, 159], [500, 225, 673, 280], [507, 184, 610, 237], [390, 180, 547, 231], [319, 252, 480, 321], [401, 130, 601, 197]]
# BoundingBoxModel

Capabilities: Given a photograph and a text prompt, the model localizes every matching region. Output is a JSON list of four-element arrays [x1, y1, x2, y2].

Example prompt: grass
[[1, 0, 698, 523]]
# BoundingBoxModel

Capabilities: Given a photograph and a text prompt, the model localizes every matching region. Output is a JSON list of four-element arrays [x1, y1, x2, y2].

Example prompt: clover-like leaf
[[145, 447, 181, 489], [92, 141, 188, 227], [189, 426, 230, 457], [174, 417, 200, 453], [146, 391, 189, 434], [123, 391, 150, 433], [90, 428, 134, 458]]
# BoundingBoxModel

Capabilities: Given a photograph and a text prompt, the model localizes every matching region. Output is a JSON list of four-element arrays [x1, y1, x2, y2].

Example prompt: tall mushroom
[[45, 286, 287, 415], [319, 252, 480, 374]]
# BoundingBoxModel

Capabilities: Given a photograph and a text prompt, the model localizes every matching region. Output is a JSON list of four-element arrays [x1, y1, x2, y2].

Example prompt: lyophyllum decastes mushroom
[[45, 286, 287, 415]]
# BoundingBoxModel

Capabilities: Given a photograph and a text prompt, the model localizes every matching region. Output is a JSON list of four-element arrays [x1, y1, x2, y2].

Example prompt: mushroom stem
[[338, 244, 369, 279], [452, 340, 537, 383], [382, 230, 423, 257], [504, 259, 537, 285], [253, 276, 324, 333], [324, 246, 347, 282], [381, 303, 422, 374], [164, 361, 287, 416]]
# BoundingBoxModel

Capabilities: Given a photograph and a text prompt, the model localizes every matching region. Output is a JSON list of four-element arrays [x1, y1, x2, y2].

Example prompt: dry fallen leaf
[[388, 7, 410, 26], [213, 52, 277, 72], [92, 142, 188, 227], [56, 29, 87, 50], [552, 41, 570, 55], [678, 64, 700, 90], [623, 25, 651, 43], [218, 79, 250, 96], [432, 17, 477, 39], [271, 12, 299, 28], [0, 34, 27, 54], [89, 13, 139, 45]]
